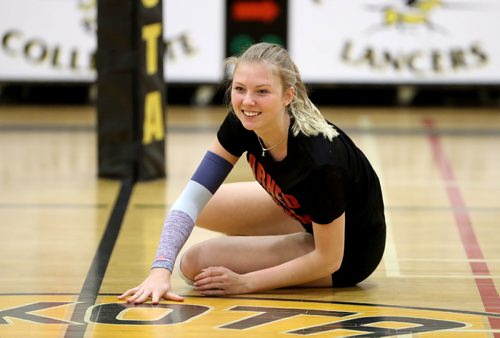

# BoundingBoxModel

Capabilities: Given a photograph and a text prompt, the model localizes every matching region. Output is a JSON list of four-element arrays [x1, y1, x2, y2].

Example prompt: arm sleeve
[[151, 151, 233, 271]]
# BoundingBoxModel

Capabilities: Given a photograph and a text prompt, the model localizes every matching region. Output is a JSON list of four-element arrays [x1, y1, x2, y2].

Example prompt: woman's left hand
[[194, 267, 250, 296]]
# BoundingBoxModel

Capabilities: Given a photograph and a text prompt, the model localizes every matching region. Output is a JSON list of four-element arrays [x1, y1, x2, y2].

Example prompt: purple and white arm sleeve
[[151, 151, 233, 272]]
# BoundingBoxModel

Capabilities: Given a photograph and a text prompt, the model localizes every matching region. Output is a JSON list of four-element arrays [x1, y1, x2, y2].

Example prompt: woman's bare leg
[[197, 181, 305, 235], [180, 232, 332, 288], [181, 182, 332, 288]]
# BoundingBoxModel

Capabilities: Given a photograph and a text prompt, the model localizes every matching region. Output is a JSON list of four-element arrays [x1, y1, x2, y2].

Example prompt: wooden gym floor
[[0, 104, 499, 337]]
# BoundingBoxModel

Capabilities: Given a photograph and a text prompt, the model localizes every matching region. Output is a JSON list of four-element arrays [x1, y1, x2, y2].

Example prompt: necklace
[[256, 134, 287, 157]]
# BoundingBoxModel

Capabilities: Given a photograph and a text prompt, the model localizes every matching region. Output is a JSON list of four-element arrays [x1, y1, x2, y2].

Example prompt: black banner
[[97, 0, 166, 181], [226, 0, 288, 57]]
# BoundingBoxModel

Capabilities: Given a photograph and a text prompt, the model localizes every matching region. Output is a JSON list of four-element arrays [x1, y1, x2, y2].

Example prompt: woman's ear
[[283, 86, 295, 107]]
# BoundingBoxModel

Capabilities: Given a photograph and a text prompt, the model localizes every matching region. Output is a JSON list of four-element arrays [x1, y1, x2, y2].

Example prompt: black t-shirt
[[217, 112, 385, 237]]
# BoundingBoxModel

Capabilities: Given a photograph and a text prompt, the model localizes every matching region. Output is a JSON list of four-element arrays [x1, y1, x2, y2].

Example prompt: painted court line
[[423, 118, 500, 335], [64, 179, 133, 338], [398, 258, 500, 263], [389, 274, 500, 279]]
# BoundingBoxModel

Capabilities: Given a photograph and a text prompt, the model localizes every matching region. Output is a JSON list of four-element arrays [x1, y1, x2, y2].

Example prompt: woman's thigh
[[197, 181, 304, 235], [181, 232, 332, 287]]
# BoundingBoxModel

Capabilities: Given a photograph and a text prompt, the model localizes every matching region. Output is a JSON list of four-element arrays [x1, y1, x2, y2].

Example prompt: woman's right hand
[[118, 268, 184, 304]]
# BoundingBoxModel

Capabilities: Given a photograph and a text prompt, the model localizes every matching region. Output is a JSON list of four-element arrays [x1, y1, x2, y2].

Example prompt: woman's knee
[[178, 254, 195, 286], [179, 246, 203, 283]]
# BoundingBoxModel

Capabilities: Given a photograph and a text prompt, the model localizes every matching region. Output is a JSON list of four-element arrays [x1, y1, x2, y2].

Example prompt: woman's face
[[231, 61, 293, 135]]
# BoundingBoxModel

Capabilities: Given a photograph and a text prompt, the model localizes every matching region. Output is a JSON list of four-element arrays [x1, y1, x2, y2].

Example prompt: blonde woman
[[119, 43, 386, 304]]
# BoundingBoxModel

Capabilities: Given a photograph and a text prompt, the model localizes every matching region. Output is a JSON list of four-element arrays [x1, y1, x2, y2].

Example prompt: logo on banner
[[373, 0, 448, 33], [77, 0, 97, 34], [341, 0, 491, 78]]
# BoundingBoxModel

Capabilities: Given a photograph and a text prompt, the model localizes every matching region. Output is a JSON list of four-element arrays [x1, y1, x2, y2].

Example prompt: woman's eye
[[233, 86, 244, 92], [258, 89, 269, 94]]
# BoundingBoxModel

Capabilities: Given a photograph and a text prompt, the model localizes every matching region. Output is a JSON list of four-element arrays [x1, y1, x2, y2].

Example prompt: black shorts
[[331, 223, 386, 287]]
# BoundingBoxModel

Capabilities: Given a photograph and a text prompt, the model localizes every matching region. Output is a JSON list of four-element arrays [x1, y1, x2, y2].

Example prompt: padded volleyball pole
[[97, 0, 166, 181]]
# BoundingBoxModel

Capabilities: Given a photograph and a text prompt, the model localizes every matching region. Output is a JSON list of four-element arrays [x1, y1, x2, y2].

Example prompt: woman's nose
[[242, 93, 255, 105]]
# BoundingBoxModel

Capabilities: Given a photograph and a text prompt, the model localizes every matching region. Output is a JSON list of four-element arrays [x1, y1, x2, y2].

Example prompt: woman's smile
[[242, 110, 262, 117]]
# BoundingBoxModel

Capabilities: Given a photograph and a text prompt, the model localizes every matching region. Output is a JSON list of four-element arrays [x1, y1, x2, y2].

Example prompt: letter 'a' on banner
[[97, 0, 166, 181]]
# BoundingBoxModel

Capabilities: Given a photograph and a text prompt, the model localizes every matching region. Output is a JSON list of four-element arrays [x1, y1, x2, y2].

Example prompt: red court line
[[423, 118, 500, 335]]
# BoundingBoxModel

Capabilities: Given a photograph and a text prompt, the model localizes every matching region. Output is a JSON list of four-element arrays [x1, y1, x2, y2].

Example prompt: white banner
[[0, 0, 224, 82], [163, 0, 224, 82], [290, 0, 500, 84], [0, 0, 96, 82]]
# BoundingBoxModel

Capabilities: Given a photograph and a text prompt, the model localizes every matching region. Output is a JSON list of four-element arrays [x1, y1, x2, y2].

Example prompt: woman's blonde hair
[[224, 42, 338, 140]]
